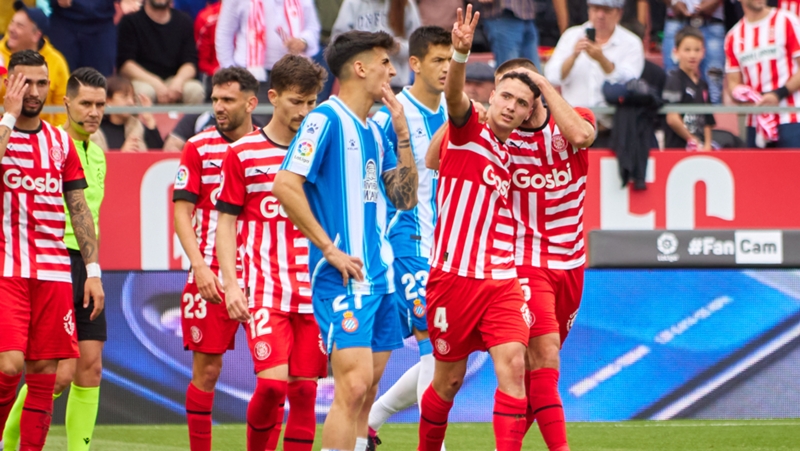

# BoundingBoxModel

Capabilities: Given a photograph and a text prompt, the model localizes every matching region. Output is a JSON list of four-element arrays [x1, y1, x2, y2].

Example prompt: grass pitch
[[42, 419, 800, 450]]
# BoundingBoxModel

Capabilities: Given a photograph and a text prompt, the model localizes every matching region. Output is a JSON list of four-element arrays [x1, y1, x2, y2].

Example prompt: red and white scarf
[[731, 85, 779, 148], [247, 0, 304, 68]]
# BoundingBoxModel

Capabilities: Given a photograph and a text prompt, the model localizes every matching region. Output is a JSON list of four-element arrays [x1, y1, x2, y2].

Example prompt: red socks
[[493, 389, 528, 451], [20, 373, 56, 451], [283, 380, 317, 451], [524, 370, 536, 434], [186, 383, 214, 451], [265, 402, 285, 451], [247, 378, 287, 451], [0, 372, 22, 437], [529, 368, 569, 451], [418, 385, 453, 451]]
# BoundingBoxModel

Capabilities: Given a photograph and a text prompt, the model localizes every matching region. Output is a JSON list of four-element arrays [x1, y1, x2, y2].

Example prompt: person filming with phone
[[544, 0, 644, 133]]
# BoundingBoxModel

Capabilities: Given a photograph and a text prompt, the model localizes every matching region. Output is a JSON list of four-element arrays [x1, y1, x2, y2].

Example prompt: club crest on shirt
[[435, 338, 450, 355], [50, 144, 64, 169], [342, 311, 359, 333], [254, 341, 271, 360], [363, 159, 378, 203], [190, 326, 203, 343], [552, 133, 568, 152], [174, 165, 190, 189], [413, 299, 426, 318]]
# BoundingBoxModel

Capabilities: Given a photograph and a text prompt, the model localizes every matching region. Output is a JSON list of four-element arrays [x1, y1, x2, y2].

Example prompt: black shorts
[[69, 249, 107, 342]]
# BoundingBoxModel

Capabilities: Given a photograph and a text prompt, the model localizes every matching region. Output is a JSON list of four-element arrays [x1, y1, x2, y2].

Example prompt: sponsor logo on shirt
[[738, 45, 779, 67], [174, 165, 190, 189], [511, 164, 573, 190], [364, 159, 378, 203], [260, 196, 288, 219], [3, 169, 60, 193], [483, 165, 510, 198]]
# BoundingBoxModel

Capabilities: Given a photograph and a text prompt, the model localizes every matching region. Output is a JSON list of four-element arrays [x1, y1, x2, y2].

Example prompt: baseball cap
[[587, 0, 625, 8], [465, 62, 495, 82], [13, 1, 50, 37]]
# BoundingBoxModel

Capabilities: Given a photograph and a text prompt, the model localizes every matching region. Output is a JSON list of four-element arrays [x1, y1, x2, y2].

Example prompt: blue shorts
[[393, 257, 430, 338], [314, 293, 404, 352]]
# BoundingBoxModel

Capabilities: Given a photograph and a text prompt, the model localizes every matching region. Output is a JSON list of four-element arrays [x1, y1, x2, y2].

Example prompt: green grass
[[41, 420, 800, 450]]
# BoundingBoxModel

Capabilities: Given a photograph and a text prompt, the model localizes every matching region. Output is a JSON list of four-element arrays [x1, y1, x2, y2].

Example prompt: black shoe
[[367, 434, 382, 451]]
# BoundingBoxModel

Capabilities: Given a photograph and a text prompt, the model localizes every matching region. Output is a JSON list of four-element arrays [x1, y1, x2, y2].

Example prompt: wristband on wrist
[[773, 86, 790, 101], [86, 262, 102, 279], [453, 50, 470, 64], [0, 113, 16, 130]]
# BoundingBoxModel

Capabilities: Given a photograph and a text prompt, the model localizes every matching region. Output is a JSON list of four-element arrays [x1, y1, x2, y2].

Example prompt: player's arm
[[65, 188, 105, 320], [0, 73, 26, 160], [380, 85, 418, 211], [273, 171, 365, 286], [445, 5, 480, 126], [527, 70, 595, 148], [425, 123, 447, 171]]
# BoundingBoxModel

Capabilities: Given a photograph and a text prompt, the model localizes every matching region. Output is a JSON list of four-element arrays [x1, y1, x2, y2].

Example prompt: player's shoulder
[[43, 121, 72, 148], [371, 106, 392, 128], [229, 128, 271, 152], [187, 126, 222, 145], [573, 107, 596, 125]]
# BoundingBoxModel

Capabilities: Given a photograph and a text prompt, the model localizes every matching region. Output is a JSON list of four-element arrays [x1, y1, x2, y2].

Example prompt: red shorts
[[518, 266, 584, 344], [181, 282, 242, 354], [426, 268, 530, 362], [245, 308, 328, 378], [0, 277, 79, 360]]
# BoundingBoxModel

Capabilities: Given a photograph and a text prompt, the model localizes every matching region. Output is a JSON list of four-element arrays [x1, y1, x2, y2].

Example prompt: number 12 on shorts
[[249, 308, 272, 339], [434, 307, 448, 332]]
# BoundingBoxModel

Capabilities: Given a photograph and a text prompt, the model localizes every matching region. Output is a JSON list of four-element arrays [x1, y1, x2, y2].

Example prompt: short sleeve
[[439, 127, 450, 162], [448, 103, 480, 146], [62, 137, 87, 191], [371, 107, 397, 152], [216, 147, 246, 215], [662, 72, 684, 103], [574, 107, 597, 129], [281, 111, 331, 183], [724, 31, 740, 73], [380, 127, 397, 174], [172, 140, 202, 203], [785, 13, 800, 58]]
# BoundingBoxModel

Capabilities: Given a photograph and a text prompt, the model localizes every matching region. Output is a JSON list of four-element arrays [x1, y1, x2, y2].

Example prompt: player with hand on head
[[214, 54, 329, 451], [172, 66, 259, 451], [3, 67, 108, 451], [272, 30, 419, 451], [366, 24, 452, 450], [0, 50, 104, 451], [417, 6, 540, 451]]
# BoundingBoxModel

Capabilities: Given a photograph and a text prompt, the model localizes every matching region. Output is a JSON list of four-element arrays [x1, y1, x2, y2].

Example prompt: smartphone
[[586, 27, 596, 42]]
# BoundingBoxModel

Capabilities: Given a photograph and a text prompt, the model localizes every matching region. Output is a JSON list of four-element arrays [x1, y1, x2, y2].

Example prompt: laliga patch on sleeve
[[292, 140, 316, 166], [174, 165, 190, 189]]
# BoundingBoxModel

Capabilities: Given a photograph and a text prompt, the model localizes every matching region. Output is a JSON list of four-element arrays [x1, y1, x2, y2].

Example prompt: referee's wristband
[[453, 50, 470, 64], [86, 262, 102, 279], [0, 113, 16, 130], [772, 86, 791, 101]]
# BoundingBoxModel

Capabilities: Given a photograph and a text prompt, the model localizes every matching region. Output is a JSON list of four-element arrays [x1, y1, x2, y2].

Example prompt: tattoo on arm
[[65, 190, 98, 264], [383, 140, 418, 210]]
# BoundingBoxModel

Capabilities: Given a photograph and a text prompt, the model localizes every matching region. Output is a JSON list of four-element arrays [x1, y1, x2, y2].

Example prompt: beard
[[21, 100, 44, 118], [148, 0, 170, 10]]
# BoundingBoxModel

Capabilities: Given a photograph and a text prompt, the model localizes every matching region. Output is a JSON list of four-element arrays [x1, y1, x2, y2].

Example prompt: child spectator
[[662, 26, 715, 150]]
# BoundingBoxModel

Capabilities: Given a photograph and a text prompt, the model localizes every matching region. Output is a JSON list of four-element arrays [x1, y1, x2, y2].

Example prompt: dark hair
[[409, 26, 452, 60], [106, 75, 134, 99], [498, 72, 541, 101], [66, 67, 107, 98], [495, 58, 539, 77], [270, 54, 327, 95], [325, 31, 396, 79], [8, 49, 47, 72], [211, 66, 259, 94], [675, 26, 705, 48]]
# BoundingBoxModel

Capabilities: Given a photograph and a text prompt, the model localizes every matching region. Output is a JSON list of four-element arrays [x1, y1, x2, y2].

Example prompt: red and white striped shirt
[[779, 0, 800, 17], [507, 108, 595, 270], [431, 107, 517, 280], [725, 8, 800, 125], [173, 126, 239, 283], [216, 129, 312, 313], [1, 122, 87, 282]]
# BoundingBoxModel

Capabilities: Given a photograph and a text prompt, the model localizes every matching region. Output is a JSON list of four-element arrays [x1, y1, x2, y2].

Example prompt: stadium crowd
[[1, 0, 799, 150]]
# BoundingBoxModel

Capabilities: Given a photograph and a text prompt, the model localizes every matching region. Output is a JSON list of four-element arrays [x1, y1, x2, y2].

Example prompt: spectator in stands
[[47, 0, 141, 77], [418, 0, 460, 29], [1, 0, 33, 34], [92, 76, 165, 151], [195, 0, 221, 96], [663, 26, 715, 150], [544, 0, 644, 129], [215, 0, 321, 100], [661, 0, 725, 104], [0, 2, 69, 126], [478, 0, 541, 69], [332, 0, 422, 90], [726, 0, 800, 148], [117, 0, 205, 104], [463, 61, 496, 104], [313, 0, 343, 101]]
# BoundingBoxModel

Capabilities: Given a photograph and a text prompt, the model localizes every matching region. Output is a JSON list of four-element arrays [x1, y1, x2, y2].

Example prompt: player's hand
[[284, 38, 308, 55], [58, 0, 72, 7], [153, 81, 172, 104], [167, 79, 184, 103], [758, 92, 780, 106], [84, 277, 105, 321], [3, 73, 26, 119], [472, 100, 488, 123], [452, 5, 480, 55], [120, 0, 142, 14], [224, 285, 251, 322], [323, 244, 364, 286], [382, 84, 410, 140], [194, 264, 224, 304], [120, 135, 144, 152]]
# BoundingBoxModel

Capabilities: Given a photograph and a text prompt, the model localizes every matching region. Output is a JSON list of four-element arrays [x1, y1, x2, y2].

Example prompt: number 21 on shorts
[[433, 307, 448, 332]]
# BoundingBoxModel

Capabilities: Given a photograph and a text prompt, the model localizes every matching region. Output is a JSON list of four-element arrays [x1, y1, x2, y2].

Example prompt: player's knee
[[54, 372, 73, 394], [80, 359, 103, 386], [434, 373, 464, 399], [529, 342, 561, 370], [0, 361, 23, 377], [338, 378, 370, 409], [195, 362, 222, 389], [289, 380, 317, 400]]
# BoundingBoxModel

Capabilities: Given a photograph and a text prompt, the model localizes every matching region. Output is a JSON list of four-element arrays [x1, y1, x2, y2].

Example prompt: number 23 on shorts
[[183, 293, 207, 319], [401, 270, 428, 300]]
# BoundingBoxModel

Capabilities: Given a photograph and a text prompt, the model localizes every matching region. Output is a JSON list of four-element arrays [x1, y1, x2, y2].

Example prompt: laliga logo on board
[[3, 169, 60, 193], [483, 165, 510, 198], [512, 164, 573, 190], [174, 165, 189, 189], [656, 232, 679, 262]]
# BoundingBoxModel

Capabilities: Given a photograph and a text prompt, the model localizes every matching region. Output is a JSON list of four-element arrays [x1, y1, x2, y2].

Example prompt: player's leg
[[0, 278, 30, 441], [20, 359, 59, 451], [418, 358, 467, 451], [186, 352, 223, 451], [66, 340, 104, 451], [0, 351, 25, 442], [355, 351, 391, 451]]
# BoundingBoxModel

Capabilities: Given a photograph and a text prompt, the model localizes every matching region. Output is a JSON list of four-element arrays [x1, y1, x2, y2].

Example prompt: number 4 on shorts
[[434, 307, 448, 332]]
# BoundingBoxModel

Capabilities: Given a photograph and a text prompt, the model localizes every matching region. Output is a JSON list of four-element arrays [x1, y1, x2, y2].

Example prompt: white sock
[[368, 362, 421, 431], [354, 437, 369, 451], [417, 353, 435, 408]]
